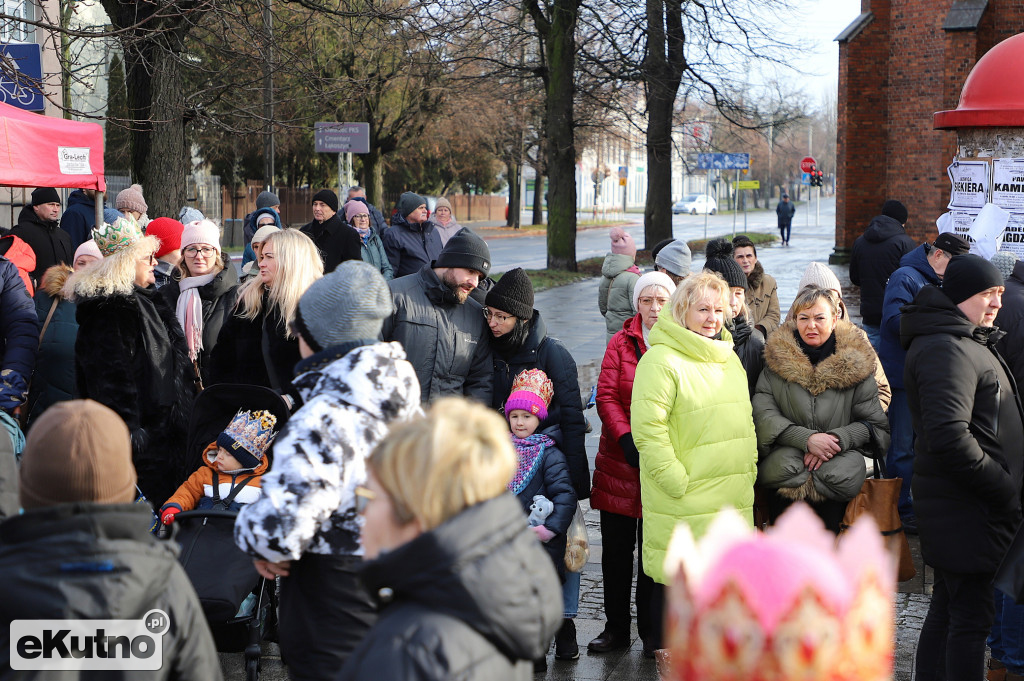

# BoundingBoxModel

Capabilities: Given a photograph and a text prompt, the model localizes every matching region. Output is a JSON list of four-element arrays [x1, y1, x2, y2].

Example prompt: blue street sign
[[696, 153, 750, 170], [0, 43, 43, 112], [801, 172, 811, 185]]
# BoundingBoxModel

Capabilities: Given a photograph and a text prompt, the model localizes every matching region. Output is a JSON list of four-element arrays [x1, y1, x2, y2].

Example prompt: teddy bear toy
[[528, 495, 553, 527]]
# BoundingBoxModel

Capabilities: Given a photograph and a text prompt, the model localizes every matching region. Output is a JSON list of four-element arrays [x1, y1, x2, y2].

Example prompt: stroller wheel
[[245, 656, 260, 681]]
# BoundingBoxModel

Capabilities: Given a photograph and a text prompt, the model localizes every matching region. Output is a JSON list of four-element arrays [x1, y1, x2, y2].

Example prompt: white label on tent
[[57, 147, 91, 175]]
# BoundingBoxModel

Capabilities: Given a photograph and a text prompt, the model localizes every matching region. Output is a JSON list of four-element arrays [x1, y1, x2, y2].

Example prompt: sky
[[792, 0, 864, 103]]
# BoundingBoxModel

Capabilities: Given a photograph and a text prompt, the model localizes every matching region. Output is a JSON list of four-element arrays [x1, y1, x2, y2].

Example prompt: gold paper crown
[[509, 368, 554, 408], [91, 216, 143, 256], [662, 505, 895, 681], [222, 409, 278, 460]]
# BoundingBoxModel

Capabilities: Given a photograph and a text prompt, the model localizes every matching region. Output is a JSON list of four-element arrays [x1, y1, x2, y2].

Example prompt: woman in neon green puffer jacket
[[631, 271, 758, 651]]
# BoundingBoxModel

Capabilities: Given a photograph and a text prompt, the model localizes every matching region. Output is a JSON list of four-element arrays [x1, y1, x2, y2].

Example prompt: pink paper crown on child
[[662, 504, 895, 681], [504, 368, 554, 421]]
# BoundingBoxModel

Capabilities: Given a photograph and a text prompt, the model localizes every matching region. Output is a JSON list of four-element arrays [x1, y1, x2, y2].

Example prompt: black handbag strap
[[630, 336, 643, 362], [261, 316, 283, 392], [857, 419, 886, 479]]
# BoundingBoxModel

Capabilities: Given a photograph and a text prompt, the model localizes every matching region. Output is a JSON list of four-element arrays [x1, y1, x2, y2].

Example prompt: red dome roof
[[935, 32, 1024, 129]]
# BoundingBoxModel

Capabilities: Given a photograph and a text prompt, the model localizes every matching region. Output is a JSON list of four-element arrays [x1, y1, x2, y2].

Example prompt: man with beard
[[381, 230, 493, 404]]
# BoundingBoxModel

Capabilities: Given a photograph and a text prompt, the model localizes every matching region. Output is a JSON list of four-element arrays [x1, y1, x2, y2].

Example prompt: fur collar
[[747, 261, 764, 290], [763, 320, 875, 395], [41, 265, 72, 297]]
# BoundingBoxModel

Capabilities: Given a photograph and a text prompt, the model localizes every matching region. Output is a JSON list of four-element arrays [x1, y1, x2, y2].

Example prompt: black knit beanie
[[941, 254, 1004, 304], [881, 199, 908, 224], [31, 187, 60, 206], [397, 191, 427, 218], [312, 189, 339, 212], [486, 267, 534, 319], [434, 229, 491, 275], [703, 239, 747, 289]]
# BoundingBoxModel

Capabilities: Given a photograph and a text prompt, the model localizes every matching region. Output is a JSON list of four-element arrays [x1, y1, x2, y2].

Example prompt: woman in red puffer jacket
[[588, 271, 676, 657]]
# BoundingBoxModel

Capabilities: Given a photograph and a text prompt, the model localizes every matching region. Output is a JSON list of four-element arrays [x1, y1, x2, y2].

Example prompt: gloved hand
[[531, 524, 556, 543], [0, 370, 27, 414], [160, 506, 181, 526], [619, 433, 640, 468]]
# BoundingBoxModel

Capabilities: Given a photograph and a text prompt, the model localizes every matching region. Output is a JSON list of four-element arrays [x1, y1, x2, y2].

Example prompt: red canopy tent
[[0, 101, 106, 226]]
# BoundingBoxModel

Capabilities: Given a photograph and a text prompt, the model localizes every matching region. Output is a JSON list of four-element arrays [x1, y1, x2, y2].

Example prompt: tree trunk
[[543, 0, 579, 271], [363, 147, 385, 209], [532, 172, 544, 225], [506, 160, 521, 228]]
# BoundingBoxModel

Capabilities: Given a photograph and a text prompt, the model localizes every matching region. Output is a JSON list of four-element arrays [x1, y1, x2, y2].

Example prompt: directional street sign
[[733, 180, 760, 190], [314, 122, 370, 154], [0, 43, 43, 112], [697, 153, 750, 170]]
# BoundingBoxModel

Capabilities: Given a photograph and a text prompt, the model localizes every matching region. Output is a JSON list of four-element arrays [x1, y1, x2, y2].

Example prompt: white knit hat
[[181, 219, 222, 254], [632, 271, 677, 312], [251, 225, 280, 245], [798, 262, 841, 294]]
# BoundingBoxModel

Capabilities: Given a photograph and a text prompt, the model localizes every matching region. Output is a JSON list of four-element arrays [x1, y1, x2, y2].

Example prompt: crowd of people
[[0, 183, 1022, 681]]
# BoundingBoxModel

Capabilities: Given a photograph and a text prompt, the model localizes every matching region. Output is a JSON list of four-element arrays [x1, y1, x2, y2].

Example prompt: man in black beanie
[[300, 188, 362, 272], [382, 191, 442, 278], [850, 198, 916, 349], [381, 229, 492, 404], [12, 187, 72, 288], [902, 253, 1022, 680]]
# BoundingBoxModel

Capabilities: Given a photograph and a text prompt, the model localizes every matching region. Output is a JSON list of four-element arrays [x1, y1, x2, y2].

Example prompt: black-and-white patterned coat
[[234, 341, 420, 562]]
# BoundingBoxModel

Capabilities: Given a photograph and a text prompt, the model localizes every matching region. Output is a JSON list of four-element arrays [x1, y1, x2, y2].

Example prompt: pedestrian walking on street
[[775, 193, 796, 245], [345, 200, 393, 280], [433, 196, 462, 246], [631, 271, 758, 652], [300, 189, 362, 273], [382, 191, 442, 278], [732, 235, 780, 337], [13, 187, 72, 290], [145, 217, 184, 288], [878, 232, 969, 527], [703, 239, 764, 397], [599, 227, 641, 341], [589, 270, 675, 656], [752, 286, 890, 533], [337, 398, 562, 681], [902, 255, 1023, 680], [236, 262, 420, 681], [850, 199, 916, 348]]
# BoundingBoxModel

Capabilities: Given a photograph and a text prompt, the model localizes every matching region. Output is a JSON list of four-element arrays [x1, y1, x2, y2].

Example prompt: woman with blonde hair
[[337, 397, 562, 681], [66, 218, 196, 506], [630, 270, 758, 654], [753, 285, 889, 533], [210, 229, 323, 395]]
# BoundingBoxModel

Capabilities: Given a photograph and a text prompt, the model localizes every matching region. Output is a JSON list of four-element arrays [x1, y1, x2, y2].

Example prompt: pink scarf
[[176, 272, 217, 361]]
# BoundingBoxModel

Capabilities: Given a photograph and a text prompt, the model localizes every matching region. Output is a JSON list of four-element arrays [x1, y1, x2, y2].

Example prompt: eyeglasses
[[354, 485, 376, 514], [638, 297, 670, 307], [138, 254, 157, 264], [483, 309, 514, 323], [183, 246, 217, 257]]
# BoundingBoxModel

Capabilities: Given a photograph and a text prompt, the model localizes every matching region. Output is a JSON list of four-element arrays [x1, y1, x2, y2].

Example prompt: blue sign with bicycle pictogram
[[0, 43, 43, 112]]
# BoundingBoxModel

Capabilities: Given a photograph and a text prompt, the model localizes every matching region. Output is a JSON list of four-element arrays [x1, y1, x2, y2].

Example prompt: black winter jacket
[[159, 256, 239, 384], [12, 205, 73, 288], [0, 257, 38, 387], [382, 213, 443, 279], [491, 311, 591, 498], [513, 435, 576, 578], [731, 314, 765, 397], [300, 214, 363, 273], [209, 296, 300, 395], [902, 285, 1024, 573], [337, 494, 562, 681], [0, 503, 223, 680], [75, 287, 196, 506], [996, 260, 1024, 388], [850, 215, 916, 326], [381, 266, 493, 404]]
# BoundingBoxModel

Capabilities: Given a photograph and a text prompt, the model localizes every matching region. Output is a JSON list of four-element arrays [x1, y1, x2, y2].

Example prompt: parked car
[[673, 194, 717, 215]]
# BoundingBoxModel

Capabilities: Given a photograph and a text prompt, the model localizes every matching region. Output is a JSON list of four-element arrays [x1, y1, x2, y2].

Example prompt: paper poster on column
[[940, 211, 977, 244], [968, 203, 1008, 259], [947, 160, 989, 210], [1001, 213, 1024, 260], [992, 158, 1024, 211]]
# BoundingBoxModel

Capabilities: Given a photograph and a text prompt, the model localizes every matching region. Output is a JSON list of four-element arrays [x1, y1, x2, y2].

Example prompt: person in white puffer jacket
[[235, 260, 420, 681]]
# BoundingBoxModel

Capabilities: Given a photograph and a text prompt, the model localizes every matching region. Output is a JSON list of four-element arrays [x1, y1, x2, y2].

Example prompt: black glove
[[619, 433, 640, 468]]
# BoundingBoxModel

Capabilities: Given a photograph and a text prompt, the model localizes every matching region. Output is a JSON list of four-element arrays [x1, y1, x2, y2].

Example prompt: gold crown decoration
[[661, 504, 895, 681], [510, 368, 554, 408], [91, 216, 143, 256], [222, 409, 278, 460]]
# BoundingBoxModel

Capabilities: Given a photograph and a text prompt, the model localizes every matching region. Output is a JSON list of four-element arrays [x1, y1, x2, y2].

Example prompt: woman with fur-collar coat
[[65, 219, 196, 507], [753, 286, 889, 533]]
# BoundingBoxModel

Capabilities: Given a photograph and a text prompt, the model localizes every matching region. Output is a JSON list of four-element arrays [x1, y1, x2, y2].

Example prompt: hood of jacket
[[360, 493, 561, 661], [391, 211, 435, 235], [900, 284, 1000, 350], [41, 264, 72, 297], [501, 309, 548, 363], [250, 206, 282, 230], [621, 310, 647, 342], [648, 311, 735, 364], [17, 204, 57, 231], [0, 503, 179, 620], [863, 214, 907, 243], [746, 260, 765, 290], [292, 341, 421, 422], [898, 244, 941, 284], [67, 189, 95, 209], [602, 252, 637, 279], [0, 234, 37, 274], [764, 319, 876, 395]]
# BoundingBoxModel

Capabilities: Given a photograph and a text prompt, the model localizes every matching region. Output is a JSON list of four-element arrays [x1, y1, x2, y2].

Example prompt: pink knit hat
[[505, 369, 554, 422], [72, 239, 103, 264], [181, 219, 222, 254], [345, 201, 370, 222], [610, 227, 636, 257]]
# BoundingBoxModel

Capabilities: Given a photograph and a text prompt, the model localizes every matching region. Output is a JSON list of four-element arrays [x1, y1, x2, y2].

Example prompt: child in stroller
[[160, 409, 277, 525]]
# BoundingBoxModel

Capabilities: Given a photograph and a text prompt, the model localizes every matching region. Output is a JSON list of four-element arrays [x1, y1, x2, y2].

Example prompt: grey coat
[[753, 320, 890, 502], [381, 266, 493, 404]]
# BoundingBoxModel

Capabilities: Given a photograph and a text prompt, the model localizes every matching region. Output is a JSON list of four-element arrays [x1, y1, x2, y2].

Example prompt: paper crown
[[662, 504, 895, 681], [216, 409, 278, 466], [504, 368, 554, 421], [92, 216, 143, 256]]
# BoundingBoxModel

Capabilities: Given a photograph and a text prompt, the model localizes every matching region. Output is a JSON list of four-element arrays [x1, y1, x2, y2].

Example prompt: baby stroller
[[170, 383, 290, 681]]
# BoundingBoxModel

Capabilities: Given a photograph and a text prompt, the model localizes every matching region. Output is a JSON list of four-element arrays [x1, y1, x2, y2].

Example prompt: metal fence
[[106, 172, 222, 224]]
